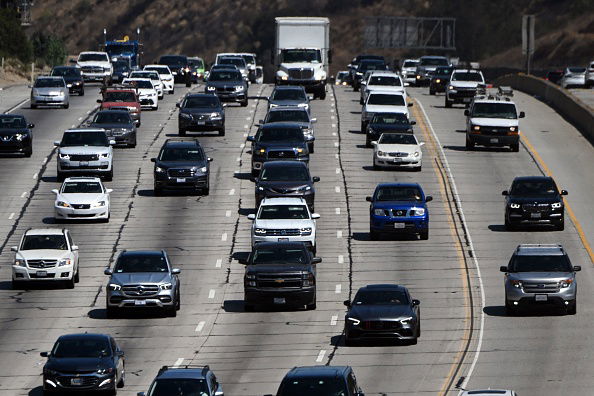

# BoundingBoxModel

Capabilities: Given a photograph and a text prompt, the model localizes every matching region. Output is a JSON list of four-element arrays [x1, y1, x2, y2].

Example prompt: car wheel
[[510, 143, 520, 152], [178, 128, 186, 136], [65, 278, 75, 289], [360, 122, 365, 133], [414, 165, 422, 172], [80, 89, 85, 96], [465, 137, 474, 150], [445, 98, 452, 108], [420, 229, 429, 240], [241, 99, 248, 107], [219, 128, 225, 136], [373, 162, 379, 170], [306, 301, 316, 310], [251, 169, 259, 177], [63, 103, 69, 109], [566, 300, 576, 315], [74, 267, 80, 283], [505, 300, 517, 316], [366, 137, 372, 148], [556, 220, 565, 231], [166, 304, 177, 317], [308, 142, 314, 153], [370, 229, 379, 240], [353, 85, 359, 92], [244, 303, 255, 312], [409, 336, 418, 345], [24, 147, 32, 157], [359, 98, 363, 105], [344, 335, 357, 346]]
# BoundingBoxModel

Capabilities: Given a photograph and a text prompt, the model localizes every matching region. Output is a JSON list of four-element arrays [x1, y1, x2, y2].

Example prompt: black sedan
[[177, 93, 225, 136], [89, 110, 137, 148], [429, 65, 454, 95], [344, 284, 420, 345], [366, 112, 415, 147], [268, 86, 310, 113], [253, 161, 320, 210], [51, 66, 84, 96], [41, 333, 125, 394], [0, 114, 33, 157]]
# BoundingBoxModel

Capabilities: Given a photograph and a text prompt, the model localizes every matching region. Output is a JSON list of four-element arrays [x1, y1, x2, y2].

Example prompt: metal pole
[[31, 62, 34, 85]]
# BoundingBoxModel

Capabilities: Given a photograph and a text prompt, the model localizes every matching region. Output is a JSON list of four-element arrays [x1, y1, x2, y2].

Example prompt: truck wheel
[[566, 300, 576, 315], [420, 229, 429, 240], [445, 98, 452, 108], [510, 143, 520, 152], [465, 137, 474, 150], [505, 300, 517, 316]]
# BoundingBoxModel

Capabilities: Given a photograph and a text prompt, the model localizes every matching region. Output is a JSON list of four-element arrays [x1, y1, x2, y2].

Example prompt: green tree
[[0, 9, 33, 63]]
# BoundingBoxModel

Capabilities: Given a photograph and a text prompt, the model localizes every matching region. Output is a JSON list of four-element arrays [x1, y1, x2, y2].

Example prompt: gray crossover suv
[[500, 244, 580, 315], [104, 250, 181, 317]]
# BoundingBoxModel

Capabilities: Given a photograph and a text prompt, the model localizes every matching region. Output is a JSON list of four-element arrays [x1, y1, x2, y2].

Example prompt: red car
[[97, 88, 141, 126]]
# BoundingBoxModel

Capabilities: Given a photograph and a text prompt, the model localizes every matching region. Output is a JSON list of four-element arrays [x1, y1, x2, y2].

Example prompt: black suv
[[429, 65, 454, 95], [253, 161, 319, 210], [366, 112, 416, 147], [177, 93, 225, 136], [139, 365, 223, 396], [502, 176, 567, 230], [205, 69, 248, 106], [344, 284, 421, 345], [0, 114, 33, 157], [243, 242, 321, 311], [41, 333, 125, 394], [271, 366, 364, 396], [89, 110, 137, 148], [51, 66, 84, 96], [152, 138, 212, 195], [158, 54, 192, 85], [248, 122, 310, 176]]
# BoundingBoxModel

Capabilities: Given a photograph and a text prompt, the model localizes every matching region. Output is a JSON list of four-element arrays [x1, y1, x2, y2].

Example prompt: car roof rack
[[158, 365, 210, 375]]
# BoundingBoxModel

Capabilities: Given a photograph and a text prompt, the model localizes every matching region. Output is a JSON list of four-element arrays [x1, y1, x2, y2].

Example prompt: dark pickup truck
[[243, 242, 320, 311]]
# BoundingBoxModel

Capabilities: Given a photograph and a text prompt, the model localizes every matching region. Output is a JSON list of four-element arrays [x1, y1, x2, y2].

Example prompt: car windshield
[[379, 134, 417, 145], [209, 71, 242, 81], [52, 338, 110, 358], [420, 58, 449, 66], [403, 61, 418, 68], [267, 110, 309, 123], [242, 55, 255, 64], [79, 53, 108, 62], [113, 62, 130, 72], [145, 67, 170, 75], [376, 186, 423, 201], [159, 147, 204, 161], [368, 94, 405, 106], [0, 116, 26, 128], [452, 72, 483, 82], [472, 103, 517, 119], [353, 290, 409, 305], [372, 113, 409, 124], [260, 166, 309, 181], [128, 80, 153, 89], [93, 112, 132, 124], [369, 76, 401, 86], [272, 90, 306, 101], [21, 234, 68, 250], [184, 96, 219, 108], [511, 255, 573, 272], [148, 379, 209, 396], [62, 182, 103, 194], [258, 205, 310, 220], [511, 179, 558, 196], [160, 56, 187, 66], [434, 67, 453, 76], [279, 378, 348, 396], [52, 68, 80, 77], [34, 79, 64, 88], [188, 59, 204, 68], [359, 61, 386, 72], [258, 128, 304, 142], [281, 49, 321, 63], [106, 43, 135, 54], [219, 57, 245, 68], [251, 247, 308, 265], [114, 255, 168, 273], [105, 91, 136, 102], [130, 72, 159, 80], [568, 67, 586, 73], [61, 131, 109, 147]]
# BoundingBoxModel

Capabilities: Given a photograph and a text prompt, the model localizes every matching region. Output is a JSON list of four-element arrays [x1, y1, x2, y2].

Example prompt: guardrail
[[494, 73, 594, 144]]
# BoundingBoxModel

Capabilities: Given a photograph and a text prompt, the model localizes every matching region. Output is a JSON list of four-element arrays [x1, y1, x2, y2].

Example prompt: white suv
[[445, 69, 485, 107], [248, 197, 320, 254], [76, 51, 112, 82], [53, 177, 112, 222], [11, 228, 80, 289], [362, 91, 411, 132], [54, 128, 115, 181], [123, 78, 159, 110]]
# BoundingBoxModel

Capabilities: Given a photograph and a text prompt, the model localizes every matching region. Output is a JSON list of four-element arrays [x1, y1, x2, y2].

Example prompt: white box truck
[[274, 17, 330, 100]]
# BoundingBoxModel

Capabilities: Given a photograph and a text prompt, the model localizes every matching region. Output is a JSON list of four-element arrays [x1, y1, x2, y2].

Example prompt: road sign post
[[522, 15, 535, 75]]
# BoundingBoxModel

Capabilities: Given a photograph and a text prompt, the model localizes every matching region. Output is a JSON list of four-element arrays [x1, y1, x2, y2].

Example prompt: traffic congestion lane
[[411, 87, 594, 395]]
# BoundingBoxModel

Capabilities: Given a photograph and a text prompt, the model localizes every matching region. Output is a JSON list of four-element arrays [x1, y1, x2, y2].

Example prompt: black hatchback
[[41, 333, 125, 394], [366, 112, 415, 147], [51, 66, 84, 96], [152, 138, 213, 195], [177, 93, 225, 136], [0, 114, 34, 157], [273, 366, 364, 396]]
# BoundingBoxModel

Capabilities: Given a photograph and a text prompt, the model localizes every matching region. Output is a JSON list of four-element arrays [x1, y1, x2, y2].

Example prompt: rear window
[[278, 377, 348, 396], [452, 72, 483, 82], [368, 94, 405, 106], [369, 76, 401, 86]]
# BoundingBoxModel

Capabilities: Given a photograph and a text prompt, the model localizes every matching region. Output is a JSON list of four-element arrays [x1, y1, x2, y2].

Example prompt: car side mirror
[[561, 190, 568, 195], [311, 118, 317, 123], [246, 136, 255, 142], [222, 103, 228, 107], [419, 142, 425, 146], [312, 176, 320, 183], [106, 189, 113, 194], [574, 266, 581, 272], [109, 140, 116, 146], [137, 393, 146, 396], [96, 99, 102, 103], [312, 257, 322, 264], [208, 157, 213, 162], [10, 246, 18, 252], [150, 158, 156, 163], [425, 195, 433, 202], [408, 102, 414, 107], [259, 119, 265, 124], [308, 95, 314, 100], [365, 196, 372, 202], [343, 299, 351, 307], [311, 213, 321, 219], [410, 120, 416, 125], [371, 141, 377, 146], [116, 350, 124, 357], [499, 266, 508, 272], [51, 189, 59, 194], [502, 190, 509, 196], [40, 351, 49, 357], [53, 140, 61, 147], [464, 110, 470, 116], [175, 103, 180, 108], [247, 214, 256, 220], [28, 123, 35, 128], [71, 245, 79, 251], [412, 299, 420, 306], [519, 111, 525, 118], [171, 268, 181, 275], [104, 268, 113, 276]]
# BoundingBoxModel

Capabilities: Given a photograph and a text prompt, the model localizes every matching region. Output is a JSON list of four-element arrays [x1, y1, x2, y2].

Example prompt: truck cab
[[105, 36, 140, 69]]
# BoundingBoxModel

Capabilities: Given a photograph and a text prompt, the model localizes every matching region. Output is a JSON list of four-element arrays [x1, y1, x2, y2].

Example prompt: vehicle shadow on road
[[454, 129, 466, 133], [350, 111, 361, 115], [488, 224, 553, 233], [28, 386, 43, 396], [348, 130, 363, 134], [232, 251, 250, 264], [352, 232, 418, 241], [222, 300, 246, 313], [3, 281, 69, 291], [238, 208, 255, 216], [355, 144, 369, 149], [443, 145, 512, 153], [484, 305, 568, 317], [233, 172, 252, 180], [41, 176, 59, 183], [88, 308, 173, 320]]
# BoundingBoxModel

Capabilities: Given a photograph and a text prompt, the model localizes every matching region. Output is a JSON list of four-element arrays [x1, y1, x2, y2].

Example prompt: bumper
[[12, 264, 74, 281], [0, 140, 31, 153], [255, 191, 314, 209], [506, 286, 575, 306], [107, 292, 176, 308], [43, 374, 116, 392], [162, 80, 174, 91], [374, 155, 421, 168], [506, 209, 563, 226], [31, 95, 68, 106], [155, 174, 208, 190], [58, 161, 112, 174], [253, 235, 314, 248], [430, 81, 447, 92], [55, 205, 109, 220], [82, 73, 110, 82], [446, 90, 476, 103], [245, 287, 315, 307], [277, 79, 325, 89], [179, 117, 224, 131], [66, 83, 84, 93], [252, 156, 310, 171], [211, 91, 246, 102], [370, 215, 428, 234], [106, 132, 136, 146], [468, 133, 519, 147], [346, 323, 417, 341], [139, 97, 158, 109]]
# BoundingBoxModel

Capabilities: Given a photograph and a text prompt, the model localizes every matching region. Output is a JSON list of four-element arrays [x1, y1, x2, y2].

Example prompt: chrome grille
[[362, 321, 401, 330], [57, 375, 98, 388], [122, 284, 160, 296], [522, 282, 560, 294], [168, 168, 194, 177], [27, 259, 57, 268], [288, 68, 314, 79], [71, 204, 91, 209], [70, 154, 99, 161], [264, 229, 301, 236], [522, 203, 550, 212], [268, 150, 297, 159], [81, 66, 103, 74], [0, 135, 15, 142], [257, 273, 302, 288], [387, 152, 408, 157], [388, 209, 408, 217], [269, 187, 298, 194]]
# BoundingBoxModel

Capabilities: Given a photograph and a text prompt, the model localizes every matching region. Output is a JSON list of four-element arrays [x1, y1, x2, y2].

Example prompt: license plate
[[394, 223, 405, 229], [176, 178, 186, 183], [273, 298, 286, 304], [490, 138, 499, 143], [36, 270, 47, 277], [463, 98, 472, 103], [535, 294, 548, 302], [134, 300, 146, 306], [197, 121, 206, 125], [393, 158, 402, 162], [531, 212, 542, 219], [71, 378, 83, 386], [80, 161, 89, 167], [278, 238, 289, 242]]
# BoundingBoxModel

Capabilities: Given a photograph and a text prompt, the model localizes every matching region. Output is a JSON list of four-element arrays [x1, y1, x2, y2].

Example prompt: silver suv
[[104, 250, 181, 317], [55, 128, 115, 181], [500, 244, 580, 315]]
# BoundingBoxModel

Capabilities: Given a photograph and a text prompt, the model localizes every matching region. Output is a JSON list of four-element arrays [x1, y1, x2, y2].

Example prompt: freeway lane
[[411, 87, 594, 395]]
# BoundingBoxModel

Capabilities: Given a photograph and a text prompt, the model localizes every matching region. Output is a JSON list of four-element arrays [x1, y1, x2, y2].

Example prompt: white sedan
[[144, 65, 175, 94], [372, 133, 424, 171], [52, 177, 112, 222], [122, 78, 159, 110]]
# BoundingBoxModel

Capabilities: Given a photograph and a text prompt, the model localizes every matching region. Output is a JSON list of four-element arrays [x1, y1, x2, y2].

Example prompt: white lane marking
[[330, 315, 338, 326], [335, 284, 342, 293], [20, 192, 27, 198], [334, 141, 339, 147], [71, 124, 76, 128], [335, 186, 340, 193], [215, 258, 222, 268], [173, 358, 184, 368], [225, 210, 231, 217], [240, 143, 245, 149], [316, 349, 326, 362], [221, 233, 228, 241], [5, 98, 30, 113], [251, 104, 256, 108], [8, 212, 15, 220], [332, 132, 337, 136], [244, 124, 249, 128], [243, 133, 248, 137], [195, 321, 205, 332], [229, 189, 235, 195], [32, 173, 38, 179], [42, 157, 48, 164], [332, 123, 336, 128], [335, 207, 340, 215], [416, 100, 485, 389], [335, 154, 339, 159], [208, 289, 216, 299], [78, 117, 83, 121], [86, 110, 91, 114], [249, 110, 254, 114], [236, 157, 241, 162], [330, 115, 335, 120], [338, 255, 344, 264], [330, 108, 335, 113], [337, 230, 342, 238], [335, 168, 340, 174], [246, 116, 251, 120]]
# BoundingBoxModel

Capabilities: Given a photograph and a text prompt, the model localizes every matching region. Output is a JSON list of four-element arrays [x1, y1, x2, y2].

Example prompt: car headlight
[[510, 280, 522, 288], [257, 148, 266, 155], [58, 258, 72, 267], [155, 166, 166, 173], [510, 203, 521, 209], [15, 133, 25, 141], [413, 151, 420, 157], [374, 208, 387, 216], [210, 112, 222, 119], [281, 75, 288, 81], [257, 186, 264, 191], [254, 228, 267, 235], [206, 86, 216, 91], [100, 153, 110, 158], [377, 151, 386, 156], [296, 148, 304, 154], [235, 85, 245, 91], [297, 185, 311, 192], [180, 112, 192, 119], [108, 283, 121, 291], [92, 201, 106, 208], [14, 259, 25, 267], [56, 201, 71, 208], [199, 166, 207, 173], [159, 282, 173, 290], [246, 274, 256, 280], [300, 227, 312, 236], [448, 85, 454, 90], [509, 127, 516, 132], [356, 72, 362, 76], [347, 317, 360, 325], [97, 367, 114, 375], [560, 279, 573, 288], [67, 83, 72, 88], [410, 207, 425, 216], [297, 103, 309, 108], [44, 368, 59, 376], [59, 153, 69, 159], [436, 79, 441, 83], [399, 316, 413, 325], [551, 202, 562, 209]]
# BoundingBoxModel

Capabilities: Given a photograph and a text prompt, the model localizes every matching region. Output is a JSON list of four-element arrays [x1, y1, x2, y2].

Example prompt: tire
[[117, 368, 125, 388], [409, 335, 418, 345], [251, 169, 259, 177], [63, 103, 69, 109], [505, 300, 517, 316], [244, 303, 255, 312], [510, 143, 520, 152], [566, 300, 576, 315], [370, 229, 379, 240], [366, 137, 372, 148], [420, 229, 429, 240], [219, 128, 225, 136], [74, 267, 80, 283], [360, 122, 365, 133], [105, 170, 113, 182], [319, 91, 326, 100], [373, 162, 379, 170], [24, 147, 32, 157], [241, 99, 248, 107], [414, 166, 422, 172], [308, 142, 314, 153], [429, 89, 435, 95], [353, 85, 359, 92], [65, 278, 75, 289], [445, 98, 452, 108], [79, 89, 85, 96], [166, 305, 177, 317], [359, 98, 363, 105], [344, 334, 357, 346], [178, 128, 186, 136], [465, 137, 474, 150], [556, 219, 565, 231]]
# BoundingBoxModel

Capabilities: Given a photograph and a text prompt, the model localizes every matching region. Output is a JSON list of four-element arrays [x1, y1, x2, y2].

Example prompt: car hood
[[89, 122, 134, 130], [349, 304, 414, 320], [33, 87, 66, 94], [181, 107, 222, 115], [508, 272, 572, 283], [46, 356, 111, 373], [137, 88, 156, 95], [0, 128, 30, 135], [110, 272, 171, 285], [470, 118, 518, 127], [16, 250, 71, 261], [270, 100, 307, 107], [373, 201, 425, 210], [258, 181, 311, 190], [156, 160, 207, 169], [365, 105, 409, 115], [254, 219, 314, 229], [102, 102, 139, 109], [376, 143, 419, 153], [207, 81, 243, 88], [60, 76, 82, 84], [508, 195, 560, 204], [256, 141, 306, 150], [247, 263, 310, 273], [450, 81, 481, 88], [59, 146, 111, 155], [369, 124, 413, 133], [57, 193, 108, 204]]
